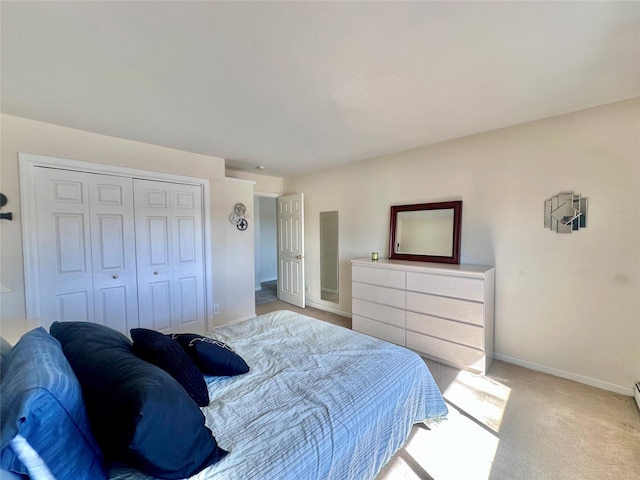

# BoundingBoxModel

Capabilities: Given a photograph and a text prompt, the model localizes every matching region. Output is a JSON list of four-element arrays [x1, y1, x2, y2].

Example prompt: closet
[[33, 166, 205, 335]]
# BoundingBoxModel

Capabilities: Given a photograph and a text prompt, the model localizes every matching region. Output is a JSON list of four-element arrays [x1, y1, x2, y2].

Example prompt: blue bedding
[[109, 310, 447, 480]]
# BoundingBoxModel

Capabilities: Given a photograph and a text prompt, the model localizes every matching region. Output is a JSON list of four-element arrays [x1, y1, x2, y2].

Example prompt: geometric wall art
[[544, 192, 588, 233]]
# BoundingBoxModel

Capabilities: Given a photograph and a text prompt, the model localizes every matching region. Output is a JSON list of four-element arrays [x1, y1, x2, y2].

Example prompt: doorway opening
[[254, 195, 278, 306]]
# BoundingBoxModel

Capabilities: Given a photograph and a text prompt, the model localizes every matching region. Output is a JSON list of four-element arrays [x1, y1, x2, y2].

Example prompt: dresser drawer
[[352, 265, 405, 289], [406, 291, 484, 326], [406, 271, 484, 301], [352, 298, 405, 329], [406, 312, 483, 349], [352, 282, 405, 309], [407, 332, 484, 372], [353, 315, 406, 346]]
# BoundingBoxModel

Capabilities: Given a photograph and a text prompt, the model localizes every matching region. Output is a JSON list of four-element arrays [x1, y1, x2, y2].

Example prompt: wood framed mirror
[[389, 201, 462, 264]]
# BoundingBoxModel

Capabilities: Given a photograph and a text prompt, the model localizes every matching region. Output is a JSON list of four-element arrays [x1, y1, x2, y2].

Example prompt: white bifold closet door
[[33, 167, 205, 335], [133, 179, 205, 334]]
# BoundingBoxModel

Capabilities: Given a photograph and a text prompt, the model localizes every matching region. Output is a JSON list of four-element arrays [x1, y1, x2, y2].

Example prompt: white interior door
[[89, 175, 139, 334], [134, 179, 205, 333], [34, 167, 138, 333], [277, 193, 305, 308]]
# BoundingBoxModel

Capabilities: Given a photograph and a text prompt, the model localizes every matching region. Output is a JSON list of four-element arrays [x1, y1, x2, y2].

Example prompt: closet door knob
[[153, 271, 159, 275], [112, 274, 119, 279]]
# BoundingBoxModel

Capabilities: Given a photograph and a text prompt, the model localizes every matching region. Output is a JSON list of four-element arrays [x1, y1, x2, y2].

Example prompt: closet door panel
[[176, 276, 199, 327], [90, 175, 138, 334], [96, 287, 128, 334], [134, 179, 205, 334], [168, 183, 205, 332], [177, 217, 196, 263], [35, 168, 94, 329], [95, 215, 125, 269], [135, 181, 173, 332], [147, 218, 170, 266], [148, 281, 172, 331], [57, 291, 92, 322], [55, 214, 88, 273]]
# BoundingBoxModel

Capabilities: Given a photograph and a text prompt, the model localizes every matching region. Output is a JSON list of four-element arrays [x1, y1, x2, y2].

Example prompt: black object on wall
[[0, 193, 13, 220]]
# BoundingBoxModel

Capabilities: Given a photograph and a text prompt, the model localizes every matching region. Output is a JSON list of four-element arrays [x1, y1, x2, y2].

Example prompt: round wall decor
[[229, 203, 249, 231]]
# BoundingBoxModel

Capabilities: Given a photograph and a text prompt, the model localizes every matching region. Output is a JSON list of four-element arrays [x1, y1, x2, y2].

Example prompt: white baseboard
[[634, 383, 640, 411], [216, 314, 257, 329], [305, 300, 351, 319], [493, 353, 634, 397]]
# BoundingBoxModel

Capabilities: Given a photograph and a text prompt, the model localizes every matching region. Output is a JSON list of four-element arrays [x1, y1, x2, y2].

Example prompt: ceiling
[[2, 1, 638, 177]]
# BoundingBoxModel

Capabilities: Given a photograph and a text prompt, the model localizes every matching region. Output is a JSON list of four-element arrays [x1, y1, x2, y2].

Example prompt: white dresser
[[351, 258, 495, 374]]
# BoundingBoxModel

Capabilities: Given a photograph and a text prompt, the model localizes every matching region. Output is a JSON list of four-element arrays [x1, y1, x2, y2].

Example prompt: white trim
[[260, 276, 277, 283], [254, 192, 279, 198], [225, 176, 256, 185], [305, 300, 351, 319], [493, 353, 634, 396], [213, 314, 257, 330], [18, 157, 41, 331], [18, 152, 215, 331]]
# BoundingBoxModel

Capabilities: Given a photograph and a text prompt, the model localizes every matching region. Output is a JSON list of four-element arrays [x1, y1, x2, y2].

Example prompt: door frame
[[19, 153, 214, 330]]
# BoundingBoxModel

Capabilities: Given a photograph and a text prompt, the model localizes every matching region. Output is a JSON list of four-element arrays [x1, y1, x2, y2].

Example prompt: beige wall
[[223, 178, 257, 323], [285, 99, 640, 394], [0, 115, 255, 342]]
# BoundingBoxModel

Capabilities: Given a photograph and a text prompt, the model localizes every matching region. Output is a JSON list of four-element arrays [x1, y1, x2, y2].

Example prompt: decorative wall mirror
[[320, 211, 339, 303], [389, 201, 462, 264]]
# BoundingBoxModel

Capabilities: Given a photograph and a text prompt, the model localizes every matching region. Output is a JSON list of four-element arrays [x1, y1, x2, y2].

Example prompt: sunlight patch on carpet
[[378, 369, 511, 479], [442, 369, 511, 432], [404, 404, 500, 480]]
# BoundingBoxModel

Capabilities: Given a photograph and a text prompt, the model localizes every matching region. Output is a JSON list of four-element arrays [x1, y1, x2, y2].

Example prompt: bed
[[1, 310, 447, 480]]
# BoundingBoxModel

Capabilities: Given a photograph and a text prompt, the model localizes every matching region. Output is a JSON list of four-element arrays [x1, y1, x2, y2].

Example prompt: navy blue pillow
[[0, 328, 106, 480], [50, 322, 227, 479], [172, 334, 250, 376], [130, 328, 209, 407]]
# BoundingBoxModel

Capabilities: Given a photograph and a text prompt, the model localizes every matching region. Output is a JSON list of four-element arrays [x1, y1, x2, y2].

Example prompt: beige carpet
[[377, 359, 640, 480], [256, 303, 640, 480], [255, 280, 278, 305]]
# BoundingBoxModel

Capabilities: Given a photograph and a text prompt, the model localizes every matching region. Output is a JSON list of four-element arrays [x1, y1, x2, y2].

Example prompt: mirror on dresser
[[389, 201, 462, 264]]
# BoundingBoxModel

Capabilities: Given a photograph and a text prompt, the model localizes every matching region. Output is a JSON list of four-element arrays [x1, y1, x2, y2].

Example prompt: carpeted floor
[[377, 359, 640, 480], [255, 280, 278, 305], [255, 303, 640, 480]]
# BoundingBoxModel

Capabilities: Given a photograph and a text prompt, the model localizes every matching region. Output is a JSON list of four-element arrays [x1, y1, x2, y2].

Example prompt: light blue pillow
[[0, 328, 106, 480], [0, 469, 22, 480]]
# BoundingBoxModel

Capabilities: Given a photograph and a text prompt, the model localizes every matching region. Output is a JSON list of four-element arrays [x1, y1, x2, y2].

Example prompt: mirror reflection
[[395, 209, 454, 256], [320, 211, 339, 303]]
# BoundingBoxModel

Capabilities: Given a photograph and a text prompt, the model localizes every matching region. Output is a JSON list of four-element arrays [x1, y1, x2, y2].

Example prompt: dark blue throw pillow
[[50, 322, 227, 479], [130, 328, 209, 407], [172, 334, 250, 377]]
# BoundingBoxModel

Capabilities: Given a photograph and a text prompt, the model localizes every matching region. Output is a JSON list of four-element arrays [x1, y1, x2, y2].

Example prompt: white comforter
[[110, 310, 448, 480]]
